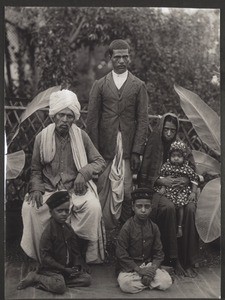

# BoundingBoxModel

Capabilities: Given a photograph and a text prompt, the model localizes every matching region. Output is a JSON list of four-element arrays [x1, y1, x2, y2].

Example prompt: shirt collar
[[112, 70, 128, 79], [55, 130, 70, 142]]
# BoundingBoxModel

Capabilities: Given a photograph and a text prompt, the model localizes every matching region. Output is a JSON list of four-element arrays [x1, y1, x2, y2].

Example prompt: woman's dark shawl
[[138, 113, 195, 188]]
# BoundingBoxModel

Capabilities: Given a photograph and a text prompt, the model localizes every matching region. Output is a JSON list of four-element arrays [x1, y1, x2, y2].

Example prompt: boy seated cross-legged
[[116, 188, 172, 294], [17, 191, 91, 294]]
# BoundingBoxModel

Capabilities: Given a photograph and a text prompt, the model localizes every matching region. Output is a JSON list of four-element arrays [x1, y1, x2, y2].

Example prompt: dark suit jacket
[[86, 71, 149, 160]]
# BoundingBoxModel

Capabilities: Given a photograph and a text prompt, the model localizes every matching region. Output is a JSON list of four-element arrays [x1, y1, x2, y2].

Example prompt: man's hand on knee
[[29, 191, 43, 208], [74, 173, 88, 195]]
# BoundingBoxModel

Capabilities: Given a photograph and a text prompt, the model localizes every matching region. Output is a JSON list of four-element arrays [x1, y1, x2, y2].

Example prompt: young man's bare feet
[[185, 267, 198, 278], [176, 225, 183, 238], [17, 271, 37, 290], [174, 260, 187, 276]]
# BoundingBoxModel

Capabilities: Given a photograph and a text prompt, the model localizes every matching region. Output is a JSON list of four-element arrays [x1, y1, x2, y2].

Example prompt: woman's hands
[[158, 176, 189, 189]]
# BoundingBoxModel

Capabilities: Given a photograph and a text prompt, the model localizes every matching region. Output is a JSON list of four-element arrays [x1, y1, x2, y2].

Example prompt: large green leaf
[[192, 150, 220, 176], [195, 178, 221, 243], [6, 150, 26, 179], [11, 86, 61, 142], [20, 86, 61, 123], [174, 84, 220, 155]]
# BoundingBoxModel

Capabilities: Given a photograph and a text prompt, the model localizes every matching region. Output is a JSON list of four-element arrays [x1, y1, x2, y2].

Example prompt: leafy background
[[5, 7, 220, 115]]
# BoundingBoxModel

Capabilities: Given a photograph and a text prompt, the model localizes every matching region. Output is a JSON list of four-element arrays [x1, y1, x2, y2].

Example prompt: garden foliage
[[5, 7, 220, 114], [174, 84, 220, 243]]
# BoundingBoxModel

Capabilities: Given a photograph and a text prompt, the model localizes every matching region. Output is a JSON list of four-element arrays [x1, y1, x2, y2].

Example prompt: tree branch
[[69, 16, 86, 44]]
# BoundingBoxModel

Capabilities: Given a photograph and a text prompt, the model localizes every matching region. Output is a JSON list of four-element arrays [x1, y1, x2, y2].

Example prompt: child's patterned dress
[[155, 160, 199, 207]]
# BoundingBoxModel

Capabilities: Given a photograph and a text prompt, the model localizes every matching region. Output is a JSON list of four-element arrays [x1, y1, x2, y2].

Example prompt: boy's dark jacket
[[116, 216, 164, 274], [39, 218, 84, 275]]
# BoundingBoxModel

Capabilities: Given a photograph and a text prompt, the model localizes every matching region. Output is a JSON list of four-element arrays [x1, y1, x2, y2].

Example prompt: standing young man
[[86, 39, 149, 229]]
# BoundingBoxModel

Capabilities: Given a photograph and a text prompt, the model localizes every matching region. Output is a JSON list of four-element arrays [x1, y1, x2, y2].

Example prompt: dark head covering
[[46, 191, 70, 209], [131, 188, 153, 202], [138, 113, 195, 189], [137, 113, 179, 188]]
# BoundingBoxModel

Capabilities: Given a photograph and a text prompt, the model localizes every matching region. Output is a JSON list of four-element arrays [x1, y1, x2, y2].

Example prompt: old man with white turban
[[21, 89, 106, 264]]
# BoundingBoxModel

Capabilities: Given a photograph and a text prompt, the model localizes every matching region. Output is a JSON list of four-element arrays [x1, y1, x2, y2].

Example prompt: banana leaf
[[10, 86, 61, 142], [192, 150, 220, 176], [195, 178, 221, 243], [6, 150, 26, 179], [174, 84, 220, 155]]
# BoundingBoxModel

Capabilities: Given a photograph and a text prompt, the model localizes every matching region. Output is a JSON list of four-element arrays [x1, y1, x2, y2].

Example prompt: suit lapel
[[118, 72, 135, 113], [106, 72, 119, 98], [106, 71, 135, 100], [120, 72, 134, 99]]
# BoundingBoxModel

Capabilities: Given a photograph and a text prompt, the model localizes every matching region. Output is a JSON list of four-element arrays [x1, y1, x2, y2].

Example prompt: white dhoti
[[21, 124, 106, 264], [21, 192, 53, 261], [70, 189, 105, 263], [117, 263, 172, 294], [98, 132, 133, 229]]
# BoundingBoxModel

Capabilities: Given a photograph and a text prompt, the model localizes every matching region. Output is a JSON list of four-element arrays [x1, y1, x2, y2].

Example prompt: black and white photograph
[[4, 4, 221, 299]]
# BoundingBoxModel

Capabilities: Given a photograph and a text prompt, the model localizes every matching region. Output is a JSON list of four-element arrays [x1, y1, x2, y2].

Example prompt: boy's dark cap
[[131, 188, 153, 202], [46, 191, 70, 209]]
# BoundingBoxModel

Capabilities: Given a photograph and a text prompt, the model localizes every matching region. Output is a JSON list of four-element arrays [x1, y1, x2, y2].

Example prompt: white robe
[[21, 124, 106, 263]]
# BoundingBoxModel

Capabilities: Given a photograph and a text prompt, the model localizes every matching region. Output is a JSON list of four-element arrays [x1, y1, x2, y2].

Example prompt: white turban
[[49, 89, 81, 120]]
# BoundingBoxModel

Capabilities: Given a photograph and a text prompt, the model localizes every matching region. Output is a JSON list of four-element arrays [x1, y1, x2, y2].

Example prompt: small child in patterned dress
[[155, 141, 199, 238]]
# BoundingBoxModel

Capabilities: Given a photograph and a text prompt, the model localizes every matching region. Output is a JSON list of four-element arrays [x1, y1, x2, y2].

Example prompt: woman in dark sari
[[138, 113, 199, 277]]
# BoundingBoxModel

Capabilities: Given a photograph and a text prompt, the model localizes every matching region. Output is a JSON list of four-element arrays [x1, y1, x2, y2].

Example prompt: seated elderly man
[[21, 89, 106, 264]]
